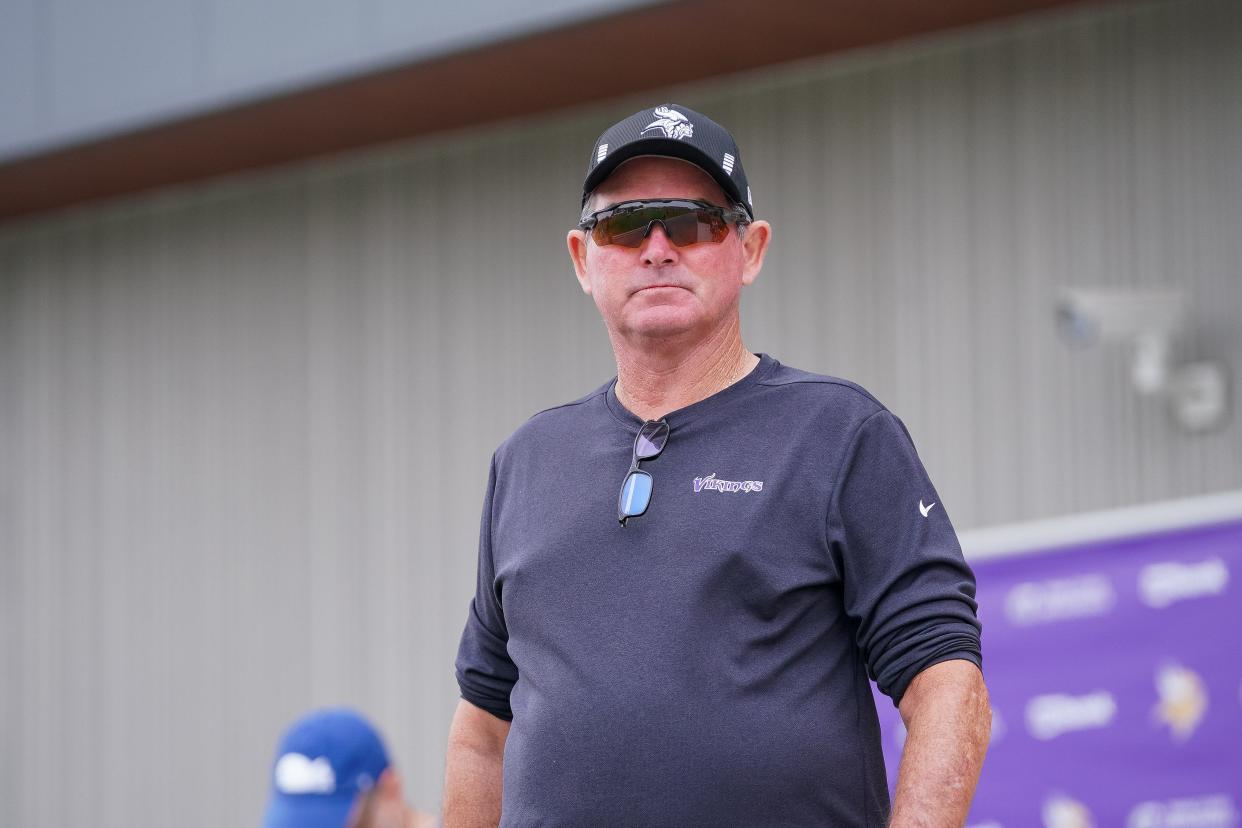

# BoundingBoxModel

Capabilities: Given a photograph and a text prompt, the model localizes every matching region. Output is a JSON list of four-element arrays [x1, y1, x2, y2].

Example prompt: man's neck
[[611, 322, 759, 422]]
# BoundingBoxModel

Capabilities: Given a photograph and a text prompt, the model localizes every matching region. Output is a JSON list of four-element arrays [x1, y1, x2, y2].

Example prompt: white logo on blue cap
[[722, 153, 735, 175], [596, 143, 608, 162], [641, 106, 695, 141], [275, 753, 336, 795]]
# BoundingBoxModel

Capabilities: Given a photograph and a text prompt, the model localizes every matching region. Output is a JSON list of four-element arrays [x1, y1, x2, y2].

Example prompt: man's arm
[[889, 659, 991, 828], [443, 699, 511, 828]]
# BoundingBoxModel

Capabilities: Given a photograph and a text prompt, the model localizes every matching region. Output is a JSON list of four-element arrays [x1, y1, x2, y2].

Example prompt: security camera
[[1055, 288, 1186, 348], [1054, 287, 1229, 431], [1056, 288, 1186, 394]]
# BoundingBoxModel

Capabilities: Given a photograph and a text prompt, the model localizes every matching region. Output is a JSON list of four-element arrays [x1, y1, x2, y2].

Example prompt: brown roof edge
[[0, 0, 1100, 223]]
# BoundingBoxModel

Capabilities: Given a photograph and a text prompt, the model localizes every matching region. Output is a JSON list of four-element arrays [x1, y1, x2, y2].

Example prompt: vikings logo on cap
[[641, 106, 695, 141]]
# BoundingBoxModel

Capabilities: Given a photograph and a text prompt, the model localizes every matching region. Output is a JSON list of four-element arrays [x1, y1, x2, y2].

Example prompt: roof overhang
[[0, 0, 1111, 223]]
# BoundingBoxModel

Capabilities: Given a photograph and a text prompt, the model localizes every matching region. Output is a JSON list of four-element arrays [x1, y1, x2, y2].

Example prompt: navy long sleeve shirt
[[455, 354, 982, 827]]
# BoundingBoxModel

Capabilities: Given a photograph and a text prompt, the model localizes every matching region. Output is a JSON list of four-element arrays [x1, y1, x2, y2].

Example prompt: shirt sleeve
[[454, 453, 518, 721], [826, 409, 982, 707]]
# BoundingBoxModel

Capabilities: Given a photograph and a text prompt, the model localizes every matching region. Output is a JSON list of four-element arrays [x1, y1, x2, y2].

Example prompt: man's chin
[[608, 292, 719, 340], [620, 313, 701, 341]]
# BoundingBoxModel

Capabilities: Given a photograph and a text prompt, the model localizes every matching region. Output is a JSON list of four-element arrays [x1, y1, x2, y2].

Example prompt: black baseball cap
[[581, 103, 754, 219]]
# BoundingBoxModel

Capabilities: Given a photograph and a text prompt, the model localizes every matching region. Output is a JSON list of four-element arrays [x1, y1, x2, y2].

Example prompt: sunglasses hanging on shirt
[[618, 419, 669, 526]]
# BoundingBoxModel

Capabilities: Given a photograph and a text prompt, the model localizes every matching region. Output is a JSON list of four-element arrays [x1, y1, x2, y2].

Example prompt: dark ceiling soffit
[[1, 0, 1100, 222]]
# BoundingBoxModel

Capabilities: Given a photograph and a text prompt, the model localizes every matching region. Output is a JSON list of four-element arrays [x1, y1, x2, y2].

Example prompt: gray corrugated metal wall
[[2, 0, 1240, 824]]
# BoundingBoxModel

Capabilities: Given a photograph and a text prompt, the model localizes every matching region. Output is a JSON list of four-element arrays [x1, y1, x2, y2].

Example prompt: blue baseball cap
[[262, 708, 391, 828]]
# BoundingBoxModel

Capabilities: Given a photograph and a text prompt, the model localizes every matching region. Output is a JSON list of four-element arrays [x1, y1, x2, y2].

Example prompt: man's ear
[[346, 786, 378, 828], [566, 229, 593, 295], [375, 767, 403, 800], [348, 768, 409, 828], [740, 220, 772, 287]]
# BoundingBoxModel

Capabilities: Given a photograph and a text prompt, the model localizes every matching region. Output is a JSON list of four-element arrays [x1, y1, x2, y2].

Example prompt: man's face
[[567, 157, 770, 344]]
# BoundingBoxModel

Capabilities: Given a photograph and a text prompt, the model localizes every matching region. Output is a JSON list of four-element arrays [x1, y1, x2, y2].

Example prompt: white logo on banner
[[1026, 691, 1117, 740], [989, 707, 1007, 745], [1128, 794, 1239, 828], [1044, 794, 1095, 828], [1006, 575, 1115, 625], [1139, 558, 1229, 608], [1153, 662, 1209, 741]]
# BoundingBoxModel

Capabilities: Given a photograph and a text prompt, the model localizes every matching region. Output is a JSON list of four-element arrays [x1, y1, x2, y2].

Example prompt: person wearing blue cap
[[446, 104, 991, 826], [263, 708, 437, 828]]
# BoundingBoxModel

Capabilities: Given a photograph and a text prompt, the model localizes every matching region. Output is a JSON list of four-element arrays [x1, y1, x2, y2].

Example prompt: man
[[445, 104, 990, 827], [263, 707, 437, 828]]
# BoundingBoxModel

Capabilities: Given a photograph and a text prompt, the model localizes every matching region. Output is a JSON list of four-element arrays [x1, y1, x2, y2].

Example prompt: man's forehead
[[593, 156, 728, 204]]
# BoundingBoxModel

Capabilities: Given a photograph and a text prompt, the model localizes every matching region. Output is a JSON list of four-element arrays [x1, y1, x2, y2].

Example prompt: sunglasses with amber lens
[[579, 199, 750, 248]]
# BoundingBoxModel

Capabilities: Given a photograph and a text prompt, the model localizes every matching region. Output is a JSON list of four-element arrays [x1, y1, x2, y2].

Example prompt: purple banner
[[876, 517, 1242, 828]]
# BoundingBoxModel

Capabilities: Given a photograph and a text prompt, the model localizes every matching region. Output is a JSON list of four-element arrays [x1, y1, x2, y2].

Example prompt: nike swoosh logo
[[919, 500, 937, 518]]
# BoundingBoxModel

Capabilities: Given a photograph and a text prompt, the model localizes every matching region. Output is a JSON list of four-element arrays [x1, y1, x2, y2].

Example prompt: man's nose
[[640, 220, 678, 266]]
